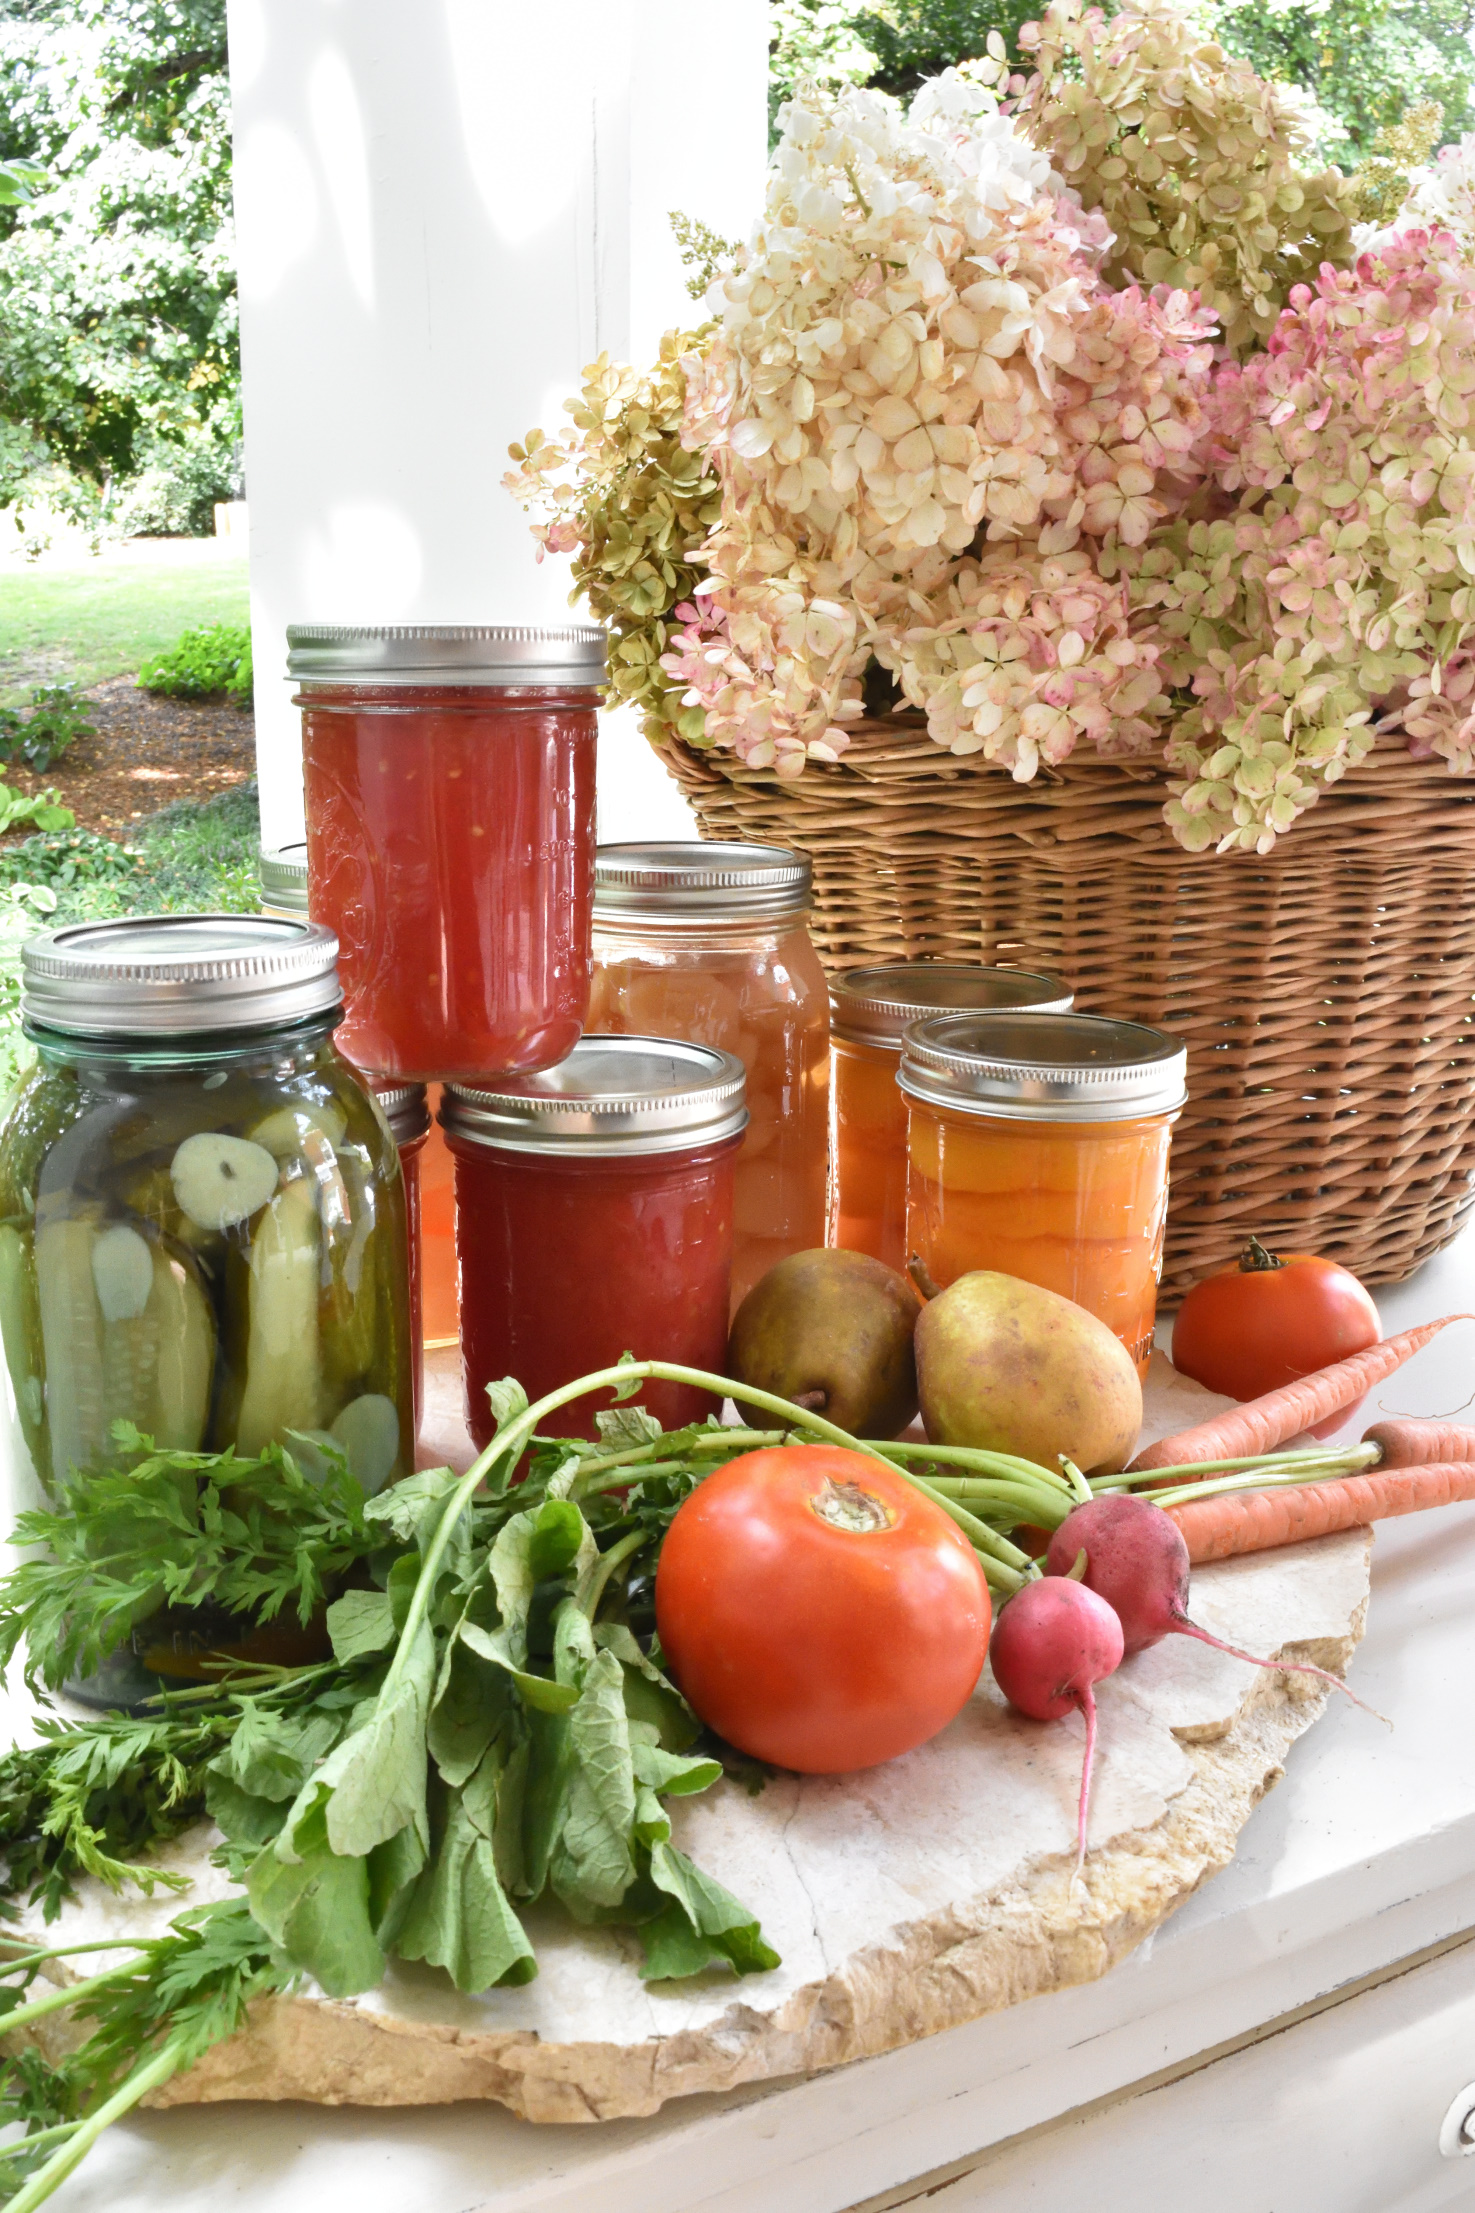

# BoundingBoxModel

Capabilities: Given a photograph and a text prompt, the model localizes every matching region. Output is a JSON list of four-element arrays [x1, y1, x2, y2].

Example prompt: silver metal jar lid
[[593, 841, 811, 925], [259, 841, 308, 914], [22, 915, 343, 1038], [370, 1078, 431, 1146], [440, 1035, 748, 1157], [286, 623, 606, 689], [898, 1010, 1187, 1123], [832, 962, 1073, 1049]]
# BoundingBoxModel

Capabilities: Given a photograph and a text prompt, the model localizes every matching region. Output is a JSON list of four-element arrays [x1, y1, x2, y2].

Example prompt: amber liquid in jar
[[906, 1103, 1175, 1373], [588, 923, 829, 1308], [829, 1032, 910, 1272]]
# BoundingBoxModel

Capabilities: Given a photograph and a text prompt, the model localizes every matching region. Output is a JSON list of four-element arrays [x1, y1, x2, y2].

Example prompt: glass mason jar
[[263, 834, 462, 1358], [900, 1011, 1187, 1374], [258, 841, 308, 922], [369, 1079, 431, 1434], [0, 915, 415, 1704], [290, 623, 603, 1083], [587, 843, 829, 1310], [829, 964, 1072, 1274], [442, 1036, 746, 1445]]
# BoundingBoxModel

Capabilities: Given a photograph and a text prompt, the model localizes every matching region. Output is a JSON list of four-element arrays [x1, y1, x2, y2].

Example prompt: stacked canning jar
[[286, 632, 778, 1442], [587, 843, 830, 1310]]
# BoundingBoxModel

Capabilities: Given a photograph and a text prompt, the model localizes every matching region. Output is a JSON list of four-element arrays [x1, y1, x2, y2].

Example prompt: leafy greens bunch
[[0, 1351, 1110, 2209]]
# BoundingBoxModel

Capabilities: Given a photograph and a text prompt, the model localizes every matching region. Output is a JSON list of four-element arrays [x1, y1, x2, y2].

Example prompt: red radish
[[989, 1578, 1125, 1880], [1044, 1495, 1376, 1714]]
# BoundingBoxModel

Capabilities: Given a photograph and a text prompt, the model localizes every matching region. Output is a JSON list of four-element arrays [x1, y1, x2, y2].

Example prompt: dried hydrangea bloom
[[678, 72, 1213, 773], [503, 331, 721, 744], [1008, 0, 1355, 357], [1393, 131, 1475, 262], [1109, 227, 1475, 851]]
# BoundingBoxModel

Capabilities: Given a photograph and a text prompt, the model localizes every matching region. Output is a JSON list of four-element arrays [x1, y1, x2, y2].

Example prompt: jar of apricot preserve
[[829, 964, 1071, 1273], [900, 1011, 1186, 1373], [441, 1037, 746, 1444], [289, 623, 603, 1083], [587, 843, 828, 1309]]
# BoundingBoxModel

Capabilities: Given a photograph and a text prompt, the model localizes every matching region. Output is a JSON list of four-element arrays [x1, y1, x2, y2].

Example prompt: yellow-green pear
[[915, 1270, 1141, 1475]]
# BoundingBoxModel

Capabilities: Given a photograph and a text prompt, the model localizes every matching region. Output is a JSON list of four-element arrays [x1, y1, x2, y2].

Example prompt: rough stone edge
[[141, 1568, 1369, 2125]]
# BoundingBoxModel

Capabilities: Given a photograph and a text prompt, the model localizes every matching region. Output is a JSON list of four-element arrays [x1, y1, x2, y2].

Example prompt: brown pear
[[726, 1248, 920, 1439]]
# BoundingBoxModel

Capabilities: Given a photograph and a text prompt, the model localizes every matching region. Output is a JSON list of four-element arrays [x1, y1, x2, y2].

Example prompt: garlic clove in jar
[[329, 1391, 401, 1496], [90, 1222, 156, 1323], [170, 1132, 280, 1232]]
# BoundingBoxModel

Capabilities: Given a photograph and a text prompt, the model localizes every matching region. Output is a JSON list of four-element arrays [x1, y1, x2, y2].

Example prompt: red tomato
[[655, 1445, 990, 1774], [1170, 1239, 1380, 1433]]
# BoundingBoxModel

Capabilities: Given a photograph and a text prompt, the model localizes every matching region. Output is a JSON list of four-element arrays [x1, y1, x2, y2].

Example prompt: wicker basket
[[662, 717, 1475, 1299]]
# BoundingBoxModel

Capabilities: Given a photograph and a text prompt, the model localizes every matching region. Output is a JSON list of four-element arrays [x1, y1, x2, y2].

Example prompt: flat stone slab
[[15, 1525, 1373, 2123]]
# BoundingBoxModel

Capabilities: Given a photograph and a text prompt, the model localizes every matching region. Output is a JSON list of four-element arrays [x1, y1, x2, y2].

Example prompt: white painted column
[[226, 0, 768, 849]]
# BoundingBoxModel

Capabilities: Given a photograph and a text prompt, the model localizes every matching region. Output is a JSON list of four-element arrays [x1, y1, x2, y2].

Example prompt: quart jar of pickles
[[829, 964, 1072, 1273], [587, 843, 829, 1308], [0, 916, 415, 1699], [900, 1011, 1187, 1373]]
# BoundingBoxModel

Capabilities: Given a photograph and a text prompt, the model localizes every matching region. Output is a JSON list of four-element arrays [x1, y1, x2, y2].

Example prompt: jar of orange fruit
[[588, 843, 829, 1309], [830, 964, 1072, 1273], [900, 1011, 1187, 1373]]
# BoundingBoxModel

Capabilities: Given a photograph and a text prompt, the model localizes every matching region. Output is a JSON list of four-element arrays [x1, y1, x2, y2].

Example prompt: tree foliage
[[0, 0, 237, 532], [769, 0, 1475, 161]]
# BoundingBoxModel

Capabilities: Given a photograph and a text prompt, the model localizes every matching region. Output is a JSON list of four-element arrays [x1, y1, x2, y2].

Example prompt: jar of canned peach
[[587, 843, 829, 1309], [829, 964, 1072, 1273], [900, 1011, 1187, 1373]]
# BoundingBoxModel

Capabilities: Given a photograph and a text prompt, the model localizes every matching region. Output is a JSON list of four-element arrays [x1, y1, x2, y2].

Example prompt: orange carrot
[[1167, 1462, 1475, 1563], [1364, 1418, 1475, 1468], [1130, 1316, 1474, 1475]]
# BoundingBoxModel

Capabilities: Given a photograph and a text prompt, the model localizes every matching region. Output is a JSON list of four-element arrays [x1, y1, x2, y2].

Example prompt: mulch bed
[[2, 677, 256, 840]]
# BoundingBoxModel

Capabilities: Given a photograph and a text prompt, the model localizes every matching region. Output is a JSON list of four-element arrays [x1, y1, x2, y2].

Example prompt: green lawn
[[0, 544, 250, 702]]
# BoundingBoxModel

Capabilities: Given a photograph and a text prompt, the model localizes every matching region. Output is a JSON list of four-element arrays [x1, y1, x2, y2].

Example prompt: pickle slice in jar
[[0, 1221, 46, 1469], [234, 1175, 324, 1455], [35, 1210, 216, 1482]]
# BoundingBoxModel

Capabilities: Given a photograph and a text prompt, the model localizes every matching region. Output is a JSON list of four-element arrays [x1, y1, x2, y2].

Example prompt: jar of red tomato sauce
[[829, 964, 1072, 1273], [441, 1037, 746, 1445], [289, 624, 603, 1083]]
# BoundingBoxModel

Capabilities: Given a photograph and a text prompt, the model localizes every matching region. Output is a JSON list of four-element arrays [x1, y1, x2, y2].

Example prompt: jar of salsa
[[290, 624, 603, 1083], [262, 835, 462, 1352], [441, 1036, 746, 1445], [369, 1079, 430, 1433], [0, 915, 415, 1704], [587, 843, 828, 1309], [900, 1011, 1187, 1373], [830, 964, 1072, 1273]]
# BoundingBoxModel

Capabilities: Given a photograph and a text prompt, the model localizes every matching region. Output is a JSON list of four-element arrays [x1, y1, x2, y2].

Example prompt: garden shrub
[[137, 622, 251, 701], [0, 683, 94, 772]]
